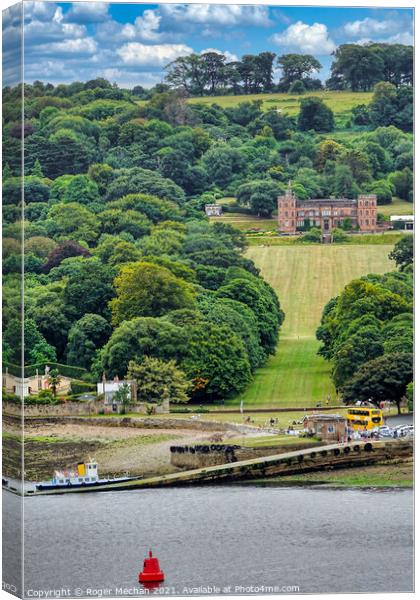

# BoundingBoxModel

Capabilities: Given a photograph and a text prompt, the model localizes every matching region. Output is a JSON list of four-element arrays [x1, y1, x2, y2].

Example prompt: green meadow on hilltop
[[188, 90, 373, 127]]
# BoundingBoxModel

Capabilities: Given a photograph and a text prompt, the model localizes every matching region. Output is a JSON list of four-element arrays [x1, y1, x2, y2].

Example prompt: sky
[[2, 2, 414, 88]]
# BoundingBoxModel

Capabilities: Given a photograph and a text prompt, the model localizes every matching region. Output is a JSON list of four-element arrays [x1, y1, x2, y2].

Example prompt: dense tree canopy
[[2, 64, 412, 404], [317, 245, 413, 406], [110, 261, 196, 325]]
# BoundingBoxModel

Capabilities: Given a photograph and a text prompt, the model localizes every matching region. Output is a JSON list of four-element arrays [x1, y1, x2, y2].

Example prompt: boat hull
[[36, 476, 137, 491]]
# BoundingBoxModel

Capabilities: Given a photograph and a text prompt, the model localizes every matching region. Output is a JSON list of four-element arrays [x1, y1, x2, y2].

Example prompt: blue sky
[[2, 2, 414, 88]]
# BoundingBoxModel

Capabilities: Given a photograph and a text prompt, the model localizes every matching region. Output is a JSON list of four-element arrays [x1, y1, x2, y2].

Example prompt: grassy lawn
[[378, 198, 413, 216], [236, 338, 336, 407], [229, 244, 394, 409], [188, 90, 372, 122], [209, 213, 408, 245], [246, 232, 405, 247], [209, 213, 277, 231]]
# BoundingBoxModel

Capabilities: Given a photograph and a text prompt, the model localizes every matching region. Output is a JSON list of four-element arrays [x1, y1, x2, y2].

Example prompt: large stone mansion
[[277, 184, 377, 234]]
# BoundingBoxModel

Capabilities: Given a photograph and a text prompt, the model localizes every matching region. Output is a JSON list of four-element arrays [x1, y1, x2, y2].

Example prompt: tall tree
[[389, 237, 413, 271], [342, 352, 413, 414], [329, 44, 385, 91], [298, 97, 334, 132], [110, 261, 196, 326], [201, 51, 227, 94], [128, 357, 190, 405], [278, 54, 322, 89]]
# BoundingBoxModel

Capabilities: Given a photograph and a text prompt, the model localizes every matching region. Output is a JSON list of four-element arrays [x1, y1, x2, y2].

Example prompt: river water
[[3, 485, 413, 597]]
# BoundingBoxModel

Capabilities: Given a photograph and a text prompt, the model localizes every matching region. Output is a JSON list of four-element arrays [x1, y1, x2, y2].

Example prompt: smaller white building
[[205, 204, 223, 217], [97, 379, 136, 406]]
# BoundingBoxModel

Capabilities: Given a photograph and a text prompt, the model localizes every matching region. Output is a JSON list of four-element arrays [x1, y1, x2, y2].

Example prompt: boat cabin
[[51, 460, 99, 486]]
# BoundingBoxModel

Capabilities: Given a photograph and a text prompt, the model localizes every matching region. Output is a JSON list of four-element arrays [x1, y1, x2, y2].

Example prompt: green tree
[[333, 165, 359, 198], [61, 258, 115, 321], [107, 194, 183, 224], [389, 236, 413, 271], [388, 168, 413, 201], [46, 203, 100, 244], [278, 54, 322, 89], [216, 274, 283, 355], [332, 326, 384, 389], [98, 209, 151, 239], [316, 139, 344, 170], [47, 369, 62, 398], [342, 352, 413, 414], [110, 262, 196, 326], [202, 144, 246, 188], [105, 167, 185, 204], [236, 180, 281, 217], [66, 314, 111, 369], [62, 174, 101, 206], [369, 82, 413, 131], [25, 236, 57, 259], [31, 159, 44, 177], [198, 295, 265, 370], [128, 357, 190, 405], [329, 44, 385, 91], [297, 97, 334, 132]]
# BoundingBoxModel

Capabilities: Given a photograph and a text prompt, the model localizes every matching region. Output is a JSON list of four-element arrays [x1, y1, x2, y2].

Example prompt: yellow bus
[[346, 407, 384, 431]]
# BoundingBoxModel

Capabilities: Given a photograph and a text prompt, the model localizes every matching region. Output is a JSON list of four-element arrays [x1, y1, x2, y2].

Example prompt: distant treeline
[[163, 43, 412, 97], [3, 43, 412, 104]]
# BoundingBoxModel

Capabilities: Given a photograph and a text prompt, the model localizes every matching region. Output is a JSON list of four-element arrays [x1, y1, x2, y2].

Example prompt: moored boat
[[36, 459, 138, 491]]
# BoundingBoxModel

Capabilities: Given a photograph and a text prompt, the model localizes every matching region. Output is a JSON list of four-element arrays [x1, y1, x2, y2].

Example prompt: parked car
[[378, 426, 393, 437], [397, 425, 414, 437]]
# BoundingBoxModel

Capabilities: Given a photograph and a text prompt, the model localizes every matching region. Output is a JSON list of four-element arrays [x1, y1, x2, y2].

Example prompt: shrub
[[2, 390, 21, 404], [332, 228, 349, 243], [69, 380, 96, 396], [24, 389, 59, 405], [297, 227, 321, 243]]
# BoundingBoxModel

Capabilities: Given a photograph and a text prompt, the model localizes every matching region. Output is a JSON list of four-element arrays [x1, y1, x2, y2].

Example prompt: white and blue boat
[[36, 459, 138, 491]]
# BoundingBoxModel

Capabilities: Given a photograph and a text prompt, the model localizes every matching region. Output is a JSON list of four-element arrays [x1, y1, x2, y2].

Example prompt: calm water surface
[[3, 485, 413, 597]]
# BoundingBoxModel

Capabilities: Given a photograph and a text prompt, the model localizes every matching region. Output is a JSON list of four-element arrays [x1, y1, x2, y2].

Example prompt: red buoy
[[139, 550, 165, 584]]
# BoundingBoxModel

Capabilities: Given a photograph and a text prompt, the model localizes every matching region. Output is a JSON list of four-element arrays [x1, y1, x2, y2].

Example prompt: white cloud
[[119, 10, 163, 42], [159, 4, 272, 27], [36, 37, 98, 56], [64, 2, 110, 24], [343, 18, 399, 38], [23, 1, 59, 22], [117, 42, 194, 67], [200, 48, 239, 62], [271, 21, 336, 55]]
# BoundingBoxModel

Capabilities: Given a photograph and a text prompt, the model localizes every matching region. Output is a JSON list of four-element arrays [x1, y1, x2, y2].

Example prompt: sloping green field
[[188, 90, 373, 120], [233, 245, 394, 408]]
